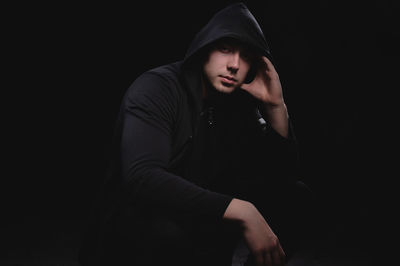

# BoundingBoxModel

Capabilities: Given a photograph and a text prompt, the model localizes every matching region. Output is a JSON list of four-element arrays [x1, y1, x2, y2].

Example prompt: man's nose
[[227, 51, 240, 73]]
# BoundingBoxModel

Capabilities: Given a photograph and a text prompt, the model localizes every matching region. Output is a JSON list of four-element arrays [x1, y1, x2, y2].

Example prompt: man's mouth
[[219, 75, 237, 85]]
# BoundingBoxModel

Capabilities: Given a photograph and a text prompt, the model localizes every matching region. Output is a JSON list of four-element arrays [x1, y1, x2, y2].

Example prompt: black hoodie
[[102, 1, 297, 229], [79, 3, 299, 264]]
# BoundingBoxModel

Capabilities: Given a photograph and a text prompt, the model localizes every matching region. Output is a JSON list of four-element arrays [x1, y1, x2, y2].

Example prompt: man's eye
[[219, 45, 231, 53], [241, 52, 251, 61], [241, 49, 254, 61]]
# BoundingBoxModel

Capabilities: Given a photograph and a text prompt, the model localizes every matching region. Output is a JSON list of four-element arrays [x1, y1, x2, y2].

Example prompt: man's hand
[[223, 199, 286, 266], [241, 56, 284, 107], [241, 56, 289, 137]]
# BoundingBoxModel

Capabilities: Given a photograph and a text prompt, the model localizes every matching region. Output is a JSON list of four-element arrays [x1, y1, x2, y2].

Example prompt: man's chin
[[216, 83, 238, 94]]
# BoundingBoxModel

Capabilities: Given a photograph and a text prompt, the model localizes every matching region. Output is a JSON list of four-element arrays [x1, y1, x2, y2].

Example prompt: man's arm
[[241, 56, 290, 139], [241, 56, 298, 184], [120, 72, 233, 219], [261, 102, 289, 138]]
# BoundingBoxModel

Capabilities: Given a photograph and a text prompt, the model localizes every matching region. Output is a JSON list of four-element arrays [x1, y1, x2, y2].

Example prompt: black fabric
[[184, 2, 273, 65], [79, 2, 304, 265], [79, 182, 315, 266], [119, 71, 233, 219], [85, 207, 242, 266]]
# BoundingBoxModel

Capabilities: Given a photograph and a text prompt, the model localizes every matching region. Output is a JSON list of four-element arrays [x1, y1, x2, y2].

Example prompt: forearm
[[126, 166, 233, 219], [261, 102, 289, 138], [223, 198, 256, 228]]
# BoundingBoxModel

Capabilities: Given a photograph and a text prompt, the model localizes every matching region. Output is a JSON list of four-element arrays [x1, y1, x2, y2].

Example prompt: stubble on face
[[202, 38, 254, 97]]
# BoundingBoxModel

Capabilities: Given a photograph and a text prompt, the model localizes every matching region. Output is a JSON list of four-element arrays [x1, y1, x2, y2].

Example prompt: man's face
[[203, 39, 255, 94]]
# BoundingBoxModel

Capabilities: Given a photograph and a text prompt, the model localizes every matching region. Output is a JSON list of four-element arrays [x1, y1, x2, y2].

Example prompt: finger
[[261, 56, 276, 72], [271, 249, 283, 266], [241, 83, 249, 90], [264, 252, 273, 266], [278, 244, 286, 265], [255, 253, 264, 266]]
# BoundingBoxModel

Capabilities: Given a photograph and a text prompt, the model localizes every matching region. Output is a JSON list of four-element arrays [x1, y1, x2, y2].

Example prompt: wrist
[[223, 198, 256, 229], [262, 101, 286, 111], [260, 101, 287, 119], [260, 102, 289, 137]]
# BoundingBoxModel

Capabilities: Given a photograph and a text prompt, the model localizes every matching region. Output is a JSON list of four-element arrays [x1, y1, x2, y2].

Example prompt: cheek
[[203, 62, 215, 82], [204, 55, 223, 77], [203, 63, 218, 87]]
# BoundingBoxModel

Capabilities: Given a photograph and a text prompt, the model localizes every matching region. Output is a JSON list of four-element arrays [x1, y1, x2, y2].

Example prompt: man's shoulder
[[127, 61, 184, 93], [145, 61, 183, 84], [147, 61, 182, 75], [125, 61, 184, 102]]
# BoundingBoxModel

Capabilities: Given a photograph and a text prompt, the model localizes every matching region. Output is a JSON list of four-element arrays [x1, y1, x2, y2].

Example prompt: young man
[[79, 3, 315, 266]]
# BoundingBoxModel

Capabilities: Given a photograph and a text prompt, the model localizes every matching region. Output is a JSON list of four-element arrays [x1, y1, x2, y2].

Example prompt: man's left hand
[[241, 56, 284, 107]]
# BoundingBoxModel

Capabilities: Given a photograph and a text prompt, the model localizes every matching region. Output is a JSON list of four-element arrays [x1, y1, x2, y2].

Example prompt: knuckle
[[271, 240, 281, 250], [254, 247, 265, 255]]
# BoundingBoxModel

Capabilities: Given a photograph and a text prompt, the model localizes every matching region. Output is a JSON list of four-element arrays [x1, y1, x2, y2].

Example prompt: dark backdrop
[[4, 0, 398, 264]]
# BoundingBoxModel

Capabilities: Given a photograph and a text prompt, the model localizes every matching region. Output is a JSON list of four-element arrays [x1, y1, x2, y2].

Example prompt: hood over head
[[181, 2, 273, 133], [183, 2, 273, 66]]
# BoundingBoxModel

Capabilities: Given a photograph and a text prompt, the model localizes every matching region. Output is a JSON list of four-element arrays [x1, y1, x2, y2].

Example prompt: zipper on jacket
[[255, 108, 268, 132], [207, 106, 215, 127]]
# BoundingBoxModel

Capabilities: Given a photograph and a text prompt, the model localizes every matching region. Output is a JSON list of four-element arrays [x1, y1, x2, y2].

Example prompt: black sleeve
[[238, 107, 299, 184], [255, 107, 298, 162], [120, 72, 233, 219]]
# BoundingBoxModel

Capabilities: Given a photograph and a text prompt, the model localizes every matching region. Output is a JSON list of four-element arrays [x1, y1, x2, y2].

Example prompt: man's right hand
[[223, 198, 286, 266]]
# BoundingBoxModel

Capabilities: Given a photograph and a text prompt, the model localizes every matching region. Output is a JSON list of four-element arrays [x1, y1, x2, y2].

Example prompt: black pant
[[79, 181, 317, 266], [80, 209, 241, 266]]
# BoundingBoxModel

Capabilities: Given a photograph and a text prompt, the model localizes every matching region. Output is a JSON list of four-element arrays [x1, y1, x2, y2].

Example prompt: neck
[[201, 74, 226, 101]]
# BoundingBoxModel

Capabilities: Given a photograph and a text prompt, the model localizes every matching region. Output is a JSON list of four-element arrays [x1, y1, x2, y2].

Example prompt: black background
[[3, 0, 398, 265]]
